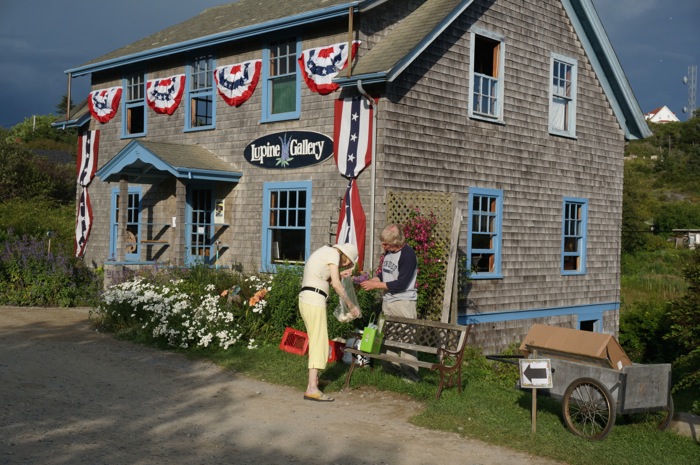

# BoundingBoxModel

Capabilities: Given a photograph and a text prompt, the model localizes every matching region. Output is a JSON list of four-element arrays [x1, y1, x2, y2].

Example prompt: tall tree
[[56, 95, 75, 116]]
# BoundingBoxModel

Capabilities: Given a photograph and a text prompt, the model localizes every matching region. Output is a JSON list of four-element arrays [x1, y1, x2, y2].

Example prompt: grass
[[620, 249, 689, 307], [196, 343, 700, 465]]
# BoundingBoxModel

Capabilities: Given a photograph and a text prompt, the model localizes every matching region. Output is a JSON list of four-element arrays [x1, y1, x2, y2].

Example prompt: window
[[562, 197, 588, 274], [467, 188, 503, 279], [549, 54, 577, 137], [469, 30, 505, 121], [186, 56, 215, 130], [262, 38, 300, 122], [110, 188, 141, 261], [262, 181, 311, 270], [187, 187, 214, 265], [123, 74, 146, 137]]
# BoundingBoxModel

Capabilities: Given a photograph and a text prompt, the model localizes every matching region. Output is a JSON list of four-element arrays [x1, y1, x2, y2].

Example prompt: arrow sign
[[523, 364, 547, 382], [519, 359, 553, 389]]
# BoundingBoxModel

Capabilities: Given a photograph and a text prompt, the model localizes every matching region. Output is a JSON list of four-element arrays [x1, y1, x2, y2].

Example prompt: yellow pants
[[299, 300, 329, 370]]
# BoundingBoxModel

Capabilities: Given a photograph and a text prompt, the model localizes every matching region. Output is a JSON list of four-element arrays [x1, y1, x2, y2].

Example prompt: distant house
[[644, 106, 680, 123], [57, 0, 651, 353]]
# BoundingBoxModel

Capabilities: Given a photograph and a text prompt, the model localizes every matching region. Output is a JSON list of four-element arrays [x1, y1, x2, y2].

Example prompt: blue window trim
[[185, 184, 215, 266], [468, 28, 505, 124], [467, 187, 503, 279], [261, 180, 311, 272], [459, 302, 615, 331], [121, 73, 147, 138], [261, 37, 301, 123], [561, 197, 588, 275], [109, 186, 142, 262], [185, 56, 216, 132], [549, 52, 578, 139]]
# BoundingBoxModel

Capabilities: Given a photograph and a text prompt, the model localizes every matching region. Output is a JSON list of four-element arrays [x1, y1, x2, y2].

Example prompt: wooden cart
[[527, 357, 674, 440]]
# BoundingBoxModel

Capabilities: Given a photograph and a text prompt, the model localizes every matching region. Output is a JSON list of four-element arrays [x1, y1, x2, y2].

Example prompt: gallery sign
[[244, 131, 333, 169]]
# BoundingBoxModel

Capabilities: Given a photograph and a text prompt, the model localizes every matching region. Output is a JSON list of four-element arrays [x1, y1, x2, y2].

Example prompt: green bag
[[359, 314, 384, 354]]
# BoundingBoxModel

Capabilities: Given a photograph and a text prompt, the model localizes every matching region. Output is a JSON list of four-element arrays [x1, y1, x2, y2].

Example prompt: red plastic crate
[[279, 327, 309, 356], [328, 340, 345, 362]]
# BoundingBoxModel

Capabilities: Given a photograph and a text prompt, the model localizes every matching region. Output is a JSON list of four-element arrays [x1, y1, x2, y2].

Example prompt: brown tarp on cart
[[519, 324, 632, 371]]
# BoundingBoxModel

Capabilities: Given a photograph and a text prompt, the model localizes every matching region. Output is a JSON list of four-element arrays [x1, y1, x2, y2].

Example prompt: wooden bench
[[343, 315, 474, 399]]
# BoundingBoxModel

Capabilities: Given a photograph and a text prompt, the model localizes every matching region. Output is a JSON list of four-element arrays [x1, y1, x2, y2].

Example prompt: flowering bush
[[0, 232, 101, 307], [97, 277, 243, 350], [94, 262, 379, 353], [402, 208, 446, 320], [94, 267, 280, 351]]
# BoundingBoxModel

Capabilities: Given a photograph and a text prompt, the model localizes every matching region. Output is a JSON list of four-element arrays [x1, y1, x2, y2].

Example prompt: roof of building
[[96, 140, 243, 184], [67, 0, 650, 140], [644, 105, 680, 123], [52, 98, 90, 129]]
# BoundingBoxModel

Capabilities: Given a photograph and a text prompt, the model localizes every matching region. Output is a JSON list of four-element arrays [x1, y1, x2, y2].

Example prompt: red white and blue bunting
[[88, 86, 122, 123], [336, 178, 366, 272], [299, 41, 360, 95], [75, 187, 93, 258], [74, 130, 98, 258], [76, 130, 99, 188], [333, 95, 374, 177], [214, 60, 262, 107], [146, 75, 186, 115]]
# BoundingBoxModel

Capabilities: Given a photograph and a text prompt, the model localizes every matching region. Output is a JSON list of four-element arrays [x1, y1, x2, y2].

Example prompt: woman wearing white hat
[[299, 242, 360, 402]]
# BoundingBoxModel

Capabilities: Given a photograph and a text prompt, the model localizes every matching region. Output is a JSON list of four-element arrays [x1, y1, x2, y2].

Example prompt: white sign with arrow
[[519, 358, 553, 389]]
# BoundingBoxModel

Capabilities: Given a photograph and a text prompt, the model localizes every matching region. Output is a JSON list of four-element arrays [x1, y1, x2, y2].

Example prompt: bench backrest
[[380, 315, 469, 355]]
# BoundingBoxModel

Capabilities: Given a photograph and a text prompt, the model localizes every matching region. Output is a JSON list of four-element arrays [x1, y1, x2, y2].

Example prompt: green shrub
[[619, 300, 678, 363], [665, 248, 700, 393], [0, 199, 76, 257], [0, 233, 101, 307]]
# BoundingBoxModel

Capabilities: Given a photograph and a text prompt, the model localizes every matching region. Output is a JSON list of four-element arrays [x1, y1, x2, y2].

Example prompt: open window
[[123, 73, 146, 137], [469, 30, 505, 121], [186, 56, 215, 130]]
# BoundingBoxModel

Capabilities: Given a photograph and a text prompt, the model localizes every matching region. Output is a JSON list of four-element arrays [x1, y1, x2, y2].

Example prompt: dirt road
[[0, 306, 567, 465]]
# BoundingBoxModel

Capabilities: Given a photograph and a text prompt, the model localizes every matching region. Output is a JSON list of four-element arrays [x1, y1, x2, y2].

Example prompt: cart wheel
[[562, 377, 616, 440], [621, 394, 674, 431]]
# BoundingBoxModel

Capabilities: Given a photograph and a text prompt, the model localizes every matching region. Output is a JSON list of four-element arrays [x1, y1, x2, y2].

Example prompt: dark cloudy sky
[[0, 0, 698, 128]]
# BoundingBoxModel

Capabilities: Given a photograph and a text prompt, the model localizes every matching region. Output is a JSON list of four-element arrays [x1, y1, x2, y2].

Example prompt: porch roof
[[96, 140, 243, 184]]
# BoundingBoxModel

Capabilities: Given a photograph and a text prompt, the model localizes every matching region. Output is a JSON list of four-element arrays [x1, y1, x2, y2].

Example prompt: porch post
[[173, 178, 187, 267], [117, 176, 129, 262]]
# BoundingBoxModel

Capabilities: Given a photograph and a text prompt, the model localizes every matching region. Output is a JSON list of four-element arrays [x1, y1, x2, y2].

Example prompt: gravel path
[[0, 306, 568, 465]]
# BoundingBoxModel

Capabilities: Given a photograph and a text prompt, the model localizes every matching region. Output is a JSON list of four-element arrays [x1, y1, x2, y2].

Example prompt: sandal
[[303, 392, 335, 402]]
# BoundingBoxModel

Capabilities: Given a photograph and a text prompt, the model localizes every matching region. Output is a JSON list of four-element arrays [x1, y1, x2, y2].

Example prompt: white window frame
[[468, 28, 505, 123], [549, 53, 578, 138]]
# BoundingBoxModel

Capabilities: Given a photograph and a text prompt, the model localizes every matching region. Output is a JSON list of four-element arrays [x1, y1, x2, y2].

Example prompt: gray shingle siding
[[76, 0, 643, 352]]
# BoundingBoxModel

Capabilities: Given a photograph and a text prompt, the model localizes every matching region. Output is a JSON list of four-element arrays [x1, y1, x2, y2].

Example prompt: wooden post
[[441, 209, 462, 323], [347, 7, 353, 78], [532, 349, 538, 434], [66, 72, 72, 120]]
